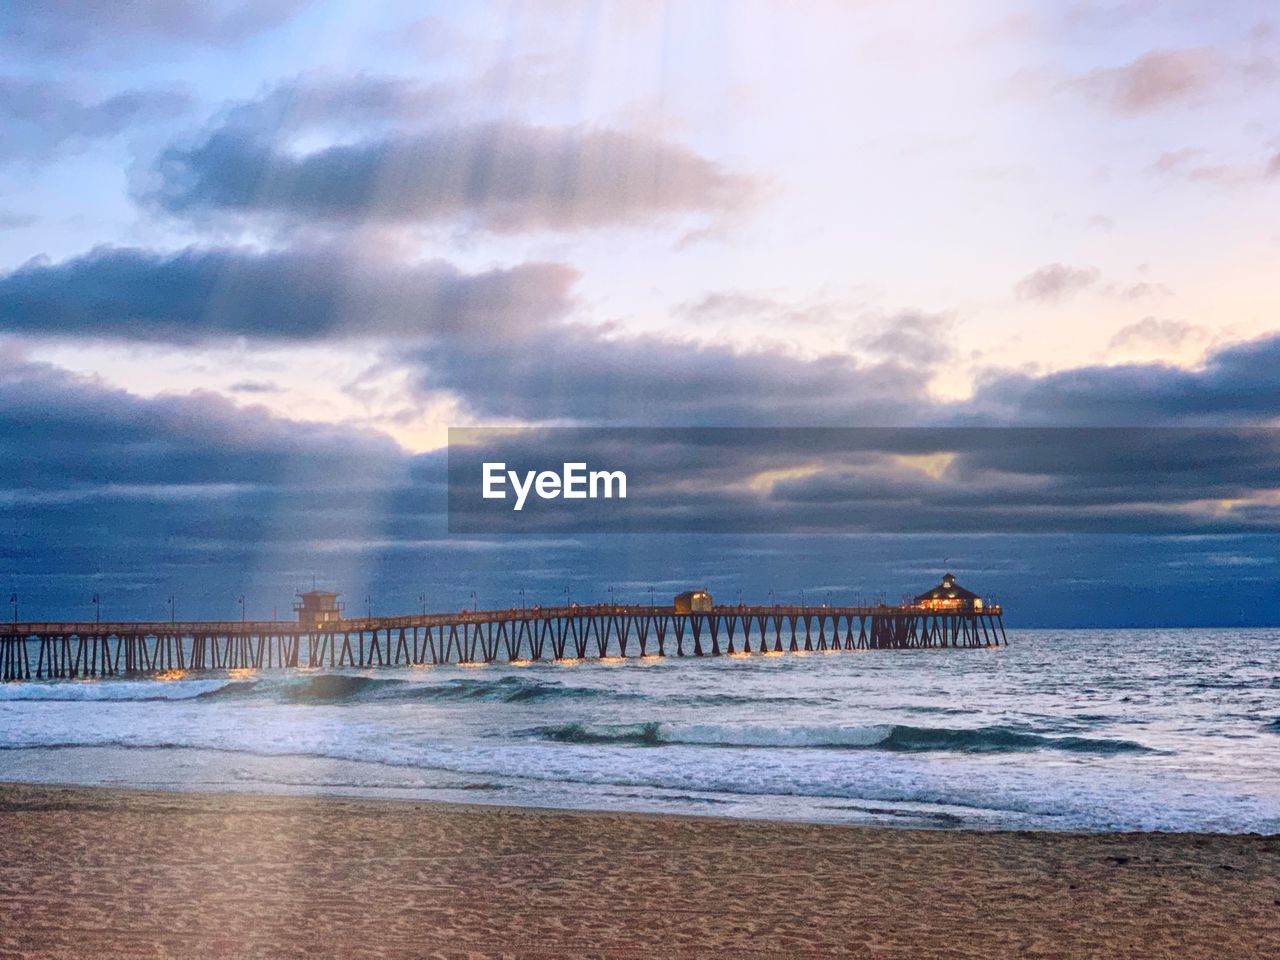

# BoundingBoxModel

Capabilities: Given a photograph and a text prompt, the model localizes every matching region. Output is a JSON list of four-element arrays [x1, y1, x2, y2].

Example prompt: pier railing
[[0, 602, 1005, 681]]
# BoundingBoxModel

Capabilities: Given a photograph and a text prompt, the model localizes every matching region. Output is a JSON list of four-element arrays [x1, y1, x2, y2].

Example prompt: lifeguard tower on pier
[[673, 590, 713, 613], [294, 590, 344, 628]]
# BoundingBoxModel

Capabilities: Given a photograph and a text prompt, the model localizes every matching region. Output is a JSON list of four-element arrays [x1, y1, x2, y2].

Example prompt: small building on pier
[[914, 574, 984, 613], [294, 590, 344, 628], [674, 590, 712, 613]]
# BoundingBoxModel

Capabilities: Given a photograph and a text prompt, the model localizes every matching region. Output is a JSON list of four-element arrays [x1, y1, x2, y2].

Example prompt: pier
[[0, 587, 1005, 683]]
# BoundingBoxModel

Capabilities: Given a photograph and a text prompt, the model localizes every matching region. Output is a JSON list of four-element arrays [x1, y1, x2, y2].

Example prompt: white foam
[[0, 678, 235, 701]]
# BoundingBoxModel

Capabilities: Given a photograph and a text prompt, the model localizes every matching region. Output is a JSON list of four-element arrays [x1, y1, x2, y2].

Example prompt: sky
[[1, 0, 1279, 626]]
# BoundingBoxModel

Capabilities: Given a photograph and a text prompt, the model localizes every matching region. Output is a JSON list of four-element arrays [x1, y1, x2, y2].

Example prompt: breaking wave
[[0, 673, 645, 705], [535, 722, 666, 746], [199, 674, 639, 705], [0, 673, 839, 708], [528, 722, 1157, 755]]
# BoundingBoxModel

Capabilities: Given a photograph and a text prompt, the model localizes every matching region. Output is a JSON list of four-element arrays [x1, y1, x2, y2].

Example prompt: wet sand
[[0, 783, 1276, 958]]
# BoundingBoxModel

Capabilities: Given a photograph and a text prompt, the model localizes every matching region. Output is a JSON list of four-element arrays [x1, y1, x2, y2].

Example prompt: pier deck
[[0, 603, 1005, 681]]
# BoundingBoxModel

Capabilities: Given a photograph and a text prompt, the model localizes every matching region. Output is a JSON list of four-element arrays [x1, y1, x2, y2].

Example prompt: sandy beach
[[0, 784, 1274, 958]]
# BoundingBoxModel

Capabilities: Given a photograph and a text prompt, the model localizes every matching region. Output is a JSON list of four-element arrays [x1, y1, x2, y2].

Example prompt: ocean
[[1, 628, 1277, 833]]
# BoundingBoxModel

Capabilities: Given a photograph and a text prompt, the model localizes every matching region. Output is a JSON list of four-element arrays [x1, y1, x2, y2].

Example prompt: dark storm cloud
[[7, 360, 1275, 546], [423, 328, 1280, 536], [5, 356, 1280, 623], [447, 426, 1280, 535], [404, 316, 1280, 431], [3, 0, 307, 58], [151, 117, 758, 232], [967, 331, 1280, 424], [0, 245, 576, 342], [417, 327, 929, 425], [0, 362, 405, 495], [0, 78, 188, 161]]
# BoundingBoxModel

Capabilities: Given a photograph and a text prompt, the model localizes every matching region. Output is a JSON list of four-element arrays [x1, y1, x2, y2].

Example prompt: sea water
[[1, 628, 1277, 832]]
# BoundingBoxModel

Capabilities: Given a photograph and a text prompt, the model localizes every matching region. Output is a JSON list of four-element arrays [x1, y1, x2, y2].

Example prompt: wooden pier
[[0, 600, 1005, 682]]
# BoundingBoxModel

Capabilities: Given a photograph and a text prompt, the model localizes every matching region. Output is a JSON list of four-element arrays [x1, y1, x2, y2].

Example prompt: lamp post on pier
[[168, 595, 175, 623], [92, 593, 100, 625]]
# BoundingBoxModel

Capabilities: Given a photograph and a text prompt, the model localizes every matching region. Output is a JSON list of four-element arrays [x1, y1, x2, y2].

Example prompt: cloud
[[1014, 263, 1099, 301], [863, 311, 955, 366], [0, 362, 403, 491], [407, 303, 1280, 431], [1114, 281, 1171, 299], [677, 292, 787, 323], [207, 73, 455, 138], [414, 326, 930, 426], [229, 380, 281, 394], [0, 78, 188, 161], [1108, 317, 1208, 352], [154, 125, 756, 233], [10, 356, 1280, 548], [1077, 48, 1221, 114], [447, 424, 1280, 537], [968, 331, 1280, 424], [3, 0, 307, 58], [675, 291, 866, 333], [5, 339, 1280, 622], [149, 78, 759, 233], [1151, 147, 1266, 186], [0, 244, 576, 343]]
